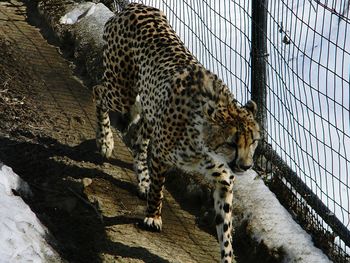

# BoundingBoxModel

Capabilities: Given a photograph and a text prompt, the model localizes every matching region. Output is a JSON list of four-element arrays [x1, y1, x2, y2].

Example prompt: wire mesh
[[129, 0, 252, 104], [118, 0, 350, 261], [265, 0, 350, 259]]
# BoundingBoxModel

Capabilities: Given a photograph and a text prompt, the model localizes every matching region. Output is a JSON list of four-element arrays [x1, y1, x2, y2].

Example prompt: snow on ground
[[59, 2, 96, 25], [233, 170, 332, 263], [0, 163, 62, 263]]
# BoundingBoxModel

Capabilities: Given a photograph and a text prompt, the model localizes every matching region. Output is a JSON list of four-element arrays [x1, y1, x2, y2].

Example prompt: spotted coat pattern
[[93, 3, 260, 263]]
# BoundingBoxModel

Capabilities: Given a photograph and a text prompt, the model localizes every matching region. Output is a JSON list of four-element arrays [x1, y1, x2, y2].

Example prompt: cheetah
[[93, 3, 260, 262]]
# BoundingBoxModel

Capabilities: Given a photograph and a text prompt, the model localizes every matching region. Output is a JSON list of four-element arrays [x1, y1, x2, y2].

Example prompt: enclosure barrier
[[252, 0, 350, 262], [113, 0, 350, 262]]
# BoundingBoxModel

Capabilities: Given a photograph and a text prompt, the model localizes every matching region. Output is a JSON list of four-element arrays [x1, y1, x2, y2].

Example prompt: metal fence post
[[251, 0, 268, 141]]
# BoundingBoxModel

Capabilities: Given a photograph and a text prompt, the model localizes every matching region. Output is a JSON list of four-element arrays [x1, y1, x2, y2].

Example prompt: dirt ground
[[0, 1, 226, 262]]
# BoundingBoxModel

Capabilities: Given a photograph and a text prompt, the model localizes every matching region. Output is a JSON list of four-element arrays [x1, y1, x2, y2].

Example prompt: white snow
[[0, 163, 62, 263], [233, 170, 332, 263], [72, 2, 114, 44], [59, 2, 96, 25]]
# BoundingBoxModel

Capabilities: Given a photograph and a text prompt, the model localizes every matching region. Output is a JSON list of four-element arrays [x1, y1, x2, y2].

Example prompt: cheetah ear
[[244, 100, 257, 116]]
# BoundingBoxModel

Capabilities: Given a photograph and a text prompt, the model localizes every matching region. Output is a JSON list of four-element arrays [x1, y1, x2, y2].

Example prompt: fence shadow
[[0, 135, 173, 263]]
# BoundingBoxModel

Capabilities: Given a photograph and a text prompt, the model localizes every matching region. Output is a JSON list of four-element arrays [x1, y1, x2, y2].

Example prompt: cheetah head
[[203, 100, 260, 173]]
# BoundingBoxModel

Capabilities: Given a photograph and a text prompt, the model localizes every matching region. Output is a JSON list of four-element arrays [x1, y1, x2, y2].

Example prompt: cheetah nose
[[240, 165, 252, 171]]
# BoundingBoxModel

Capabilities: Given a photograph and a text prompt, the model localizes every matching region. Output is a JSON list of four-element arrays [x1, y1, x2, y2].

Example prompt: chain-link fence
[[262, 1, 349, 262], [113, 0, 350, 261]]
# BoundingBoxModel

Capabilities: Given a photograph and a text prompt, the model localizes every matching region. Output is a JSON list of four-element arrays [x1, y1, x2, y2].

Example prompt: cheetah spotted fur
[[93, 3, 260, 262]]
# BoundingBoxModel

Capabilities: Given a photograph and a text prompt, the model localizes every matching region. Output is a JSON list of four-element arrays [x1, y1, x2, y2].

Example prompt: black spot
[[223, 223, 229, 232], [207, 105, 214, 116], [223, 203, 230, 213], [215, 214, 224, 225], [220, 180, 230, 187], [105, 71, 112, 78], [224, 241, 229, 247], [221, 250, 225, 259], [206, 164, 215, 169], [124, 19, 128, 27], [185, 75, 193, 82], [212, 172, 221, 177]]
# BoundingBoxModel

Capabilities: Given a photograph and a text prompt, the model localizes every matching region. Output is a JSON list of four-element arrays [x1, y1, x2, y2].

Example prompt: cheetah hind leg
[[126, 95, 150, 199], [93, 84, 114, 159], [123, 94, 142, 147], [133, 137, 150, 199], [128, 94, 142, 127]]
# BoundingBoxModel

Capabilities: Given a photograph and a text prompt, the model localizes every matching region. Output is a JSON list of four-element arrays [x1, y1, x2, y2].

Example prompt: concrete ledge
[[36, 1, 332, 262], [232, 171, 331, 263]]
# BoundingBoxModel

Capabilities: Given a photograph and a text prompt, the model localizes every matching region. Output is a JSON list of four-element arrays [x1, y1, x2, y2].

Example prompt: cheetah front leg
[[213, 180, 234, 263], [142, 156, 167, 231], [200, 158, 236, 263], [93, 85, 114, 159]]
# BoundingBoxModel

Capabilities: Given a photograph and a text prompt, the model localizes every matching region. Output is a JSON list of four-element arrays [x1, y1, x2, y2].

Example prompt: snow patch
[[74, 2, 114, 34], [59, 2, 96, 25], [233, 170, 331, 263], [0, 163, 32, 197], [0, 163, 62, 262]]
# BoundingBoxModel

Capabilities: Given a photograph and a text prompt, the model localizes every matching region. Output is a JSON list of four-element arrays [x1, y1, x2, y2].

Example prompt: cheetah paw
[[142, 216, 162, 232], [100, 143, 113, 159], [97, 139, 114, 159]]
